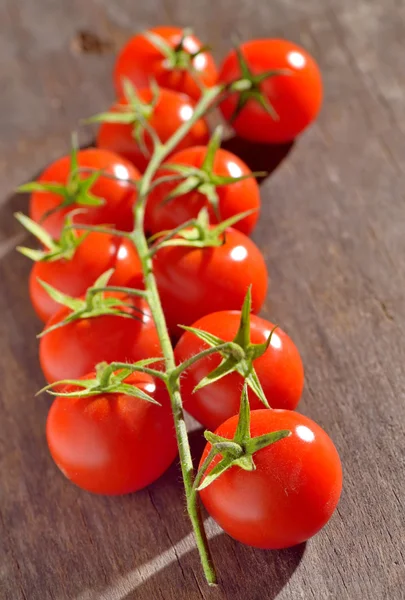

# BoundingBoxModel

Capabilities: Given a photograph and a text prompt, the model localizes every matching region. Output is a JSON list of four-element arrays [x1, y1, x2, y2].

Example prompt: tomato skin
[[29, 148, 140, 239], [97, 88, 210, 173], [199, 409, 342, 549], [39, 294, 161, 383], [47, 371, 177, 495], [175, 311, 303, 430], [153, 227, 268, 338], [29, 233, 142, 323], [145, 146, 260, 236], [219, 39, 323, 143], [114, 26, 218, 101]]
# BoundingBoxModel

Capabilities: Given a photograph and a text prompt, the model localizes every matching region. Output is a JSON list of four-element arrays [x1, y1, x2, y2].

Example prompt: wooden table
[[1, 1, 404, 598]]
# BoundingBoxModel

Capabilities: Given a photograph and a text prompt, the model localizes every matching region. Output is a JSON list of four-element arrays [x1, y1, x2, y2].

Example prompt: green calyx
[[181, 287, 278, 407], [150, 205, 257, 253], [160, 126, 266, 217], [144, 28, 208, 72], [87, 79, 161, 156], [38, 269, 146, 337], [227, 45, 292, 122], [15, 211, 89, 262], [195, 383, 291, 490], [38, 360, 163, 404], [17, 133, 105, 221]]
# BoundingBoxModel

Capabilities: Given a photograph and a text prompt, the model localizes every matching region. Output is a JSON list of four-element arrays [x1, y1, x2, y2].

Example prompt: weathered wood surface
[[1, 0, 404, 598]]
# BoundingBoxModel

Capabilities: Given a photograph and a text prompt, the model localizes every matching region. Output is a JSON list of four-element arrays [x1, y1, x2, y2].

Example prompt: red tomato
[[30, 232, 143, 323], [175, 311, 304, 430], [199, 409, 342, 548], [114, 26, 218, 101], [47, 371, 177, 495], [96, 88, 210, 173], [29, 148, 140, 239], [219, 39, 323, 143], [39, 293, 161, 383], [145, 146, 260, 236], [153, 227, 268, 338]]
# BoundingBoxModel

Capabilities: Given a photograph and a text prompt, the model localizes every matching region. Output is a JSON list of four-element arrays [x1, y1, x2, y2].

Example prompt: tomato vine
[[16, 28, 341, 587]]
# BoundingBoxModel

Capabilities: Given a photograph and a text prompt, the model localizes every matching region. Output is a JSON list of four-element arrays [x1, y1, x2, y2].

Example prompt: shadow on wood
[[117, 534, 306, 600], [0, 191, 30, 243], [221, 136, 294, 184], [0, 189, 47, 384]]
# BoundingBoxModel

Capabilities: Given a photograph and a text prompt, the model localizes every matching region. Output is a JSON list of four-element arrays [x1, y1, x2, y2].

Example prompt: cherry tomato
[[145, 146, 260, 236], [199, 409, 342, 548], [47, 371, 177, 495], [219, 39, 323, 143], [29, 148, 140, 239], [96, 88, 210, 173], [30, 232, 143, 323], [39, 293, 161, 383], [153, 227, 268, 338], [114, 26, 218, 101], [175, 311, 304, 430]]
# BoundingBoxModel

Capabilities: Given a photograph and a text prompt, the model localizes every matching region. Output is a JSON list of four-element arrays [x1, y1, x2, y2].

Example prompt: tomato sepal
[[179, 288, 275, 408], [244, 430, 291, 454], [179, 326, 227, 352], [195, 355, 241, 388], [15, 211, 91, 262], [143, 28, 206, 75], [225, 44, 292, 123], [163, 172, 202, 201], [18, 181, 68, 196], [87, 78, 159, 125], [195, 384, 291, 491], [88, 79, 163, 157], [38, 361, 164, 404], [156, 127, 265, 216], [37, 269, 147, 337], [150, 206, 257, 253], [196, 455, 235, 490], [18, 134, 106, 224]]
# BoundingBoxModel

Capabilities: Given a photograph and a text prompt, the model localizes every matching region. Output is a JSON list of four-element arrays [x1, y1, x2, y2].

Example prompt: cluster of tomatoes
[[19, 26, 342, 556]]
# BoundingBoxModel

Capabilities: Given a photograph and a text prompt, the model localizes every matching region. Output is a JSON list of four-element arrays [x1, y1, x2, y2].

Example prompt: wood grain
[[1, 0, 404, 599]]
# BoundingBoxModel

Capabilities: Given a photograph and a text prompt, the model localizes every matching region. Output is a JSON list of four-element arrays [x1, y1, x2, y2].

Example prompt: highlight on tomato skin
[[29, 148, 140, 239], [114, 26, 218, 101], [145, 145, 261, 236], [39, 294, 162, 384], [96, 88, 210, 173], [199, 409, 342, 549], [29, 233, 143, 323], [175, 310, 304, 431], [219, 38, 323, 143], [46, 371, 178, 495]]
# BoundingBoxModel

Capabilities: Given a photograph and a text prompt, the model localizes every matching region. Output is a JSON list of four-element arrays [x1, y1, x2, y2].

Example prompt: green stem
[[192, 446, 217, 491], [97, 363, 115, 388], [87, 286, 147, 299], [75, 167, 141, 190], [148, 173, 184, 192], [65, 223, 134, 238], [169, 343, 232, 380], [133, 221, 217, 585], [147, 217, 198, 257], [106, 361, 167, 381], [128, 84, 222, 586]]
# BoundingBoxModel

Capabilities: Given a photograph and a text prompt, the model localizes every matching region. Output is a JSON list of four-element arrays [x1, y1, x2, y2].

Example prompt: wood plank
[[0, 1, 404, 599]]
